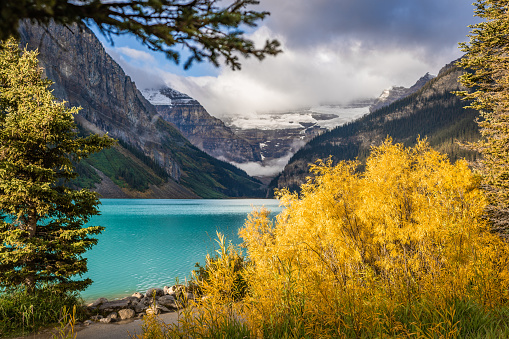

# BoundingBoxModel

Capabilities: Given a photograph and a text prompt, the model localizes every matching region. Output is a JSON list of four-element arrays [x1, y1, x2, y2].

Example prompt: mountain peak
[[409, 72, 436, 92], [140, 88, 173, 106], [140, 87, 194, 106], [370, 72, 436, 113]]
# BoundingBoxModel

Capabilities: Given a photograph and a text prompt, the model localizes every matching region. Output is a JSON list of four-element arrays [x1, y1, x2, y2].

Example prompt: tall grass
[[0, 286, 83, 337]]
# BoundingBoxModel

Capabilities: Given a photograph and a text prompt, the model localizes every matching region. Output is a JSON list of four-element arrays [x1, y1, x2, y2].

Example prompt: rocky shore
[[82, 285, 194, 326]]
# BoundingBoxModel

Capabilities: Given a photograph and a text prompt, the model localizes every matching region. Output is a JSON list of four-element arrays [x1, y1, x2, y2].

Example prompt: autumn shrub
[[139, 233, 250, 339], [191, 232, 248, 301], [237, 139, 509, 337], [149, 139, 509, 338]]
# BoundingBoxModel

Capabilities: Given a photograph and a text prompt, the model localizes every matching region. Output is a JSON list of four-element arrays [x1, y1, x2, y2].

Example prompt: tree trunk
[[26, 210, 37, 237], [24, 210, 38, 292]]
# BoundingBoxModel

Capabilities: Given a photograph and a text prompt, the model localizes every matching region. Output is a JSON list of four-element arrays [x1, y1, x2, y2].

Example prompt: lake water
[[81, 199, 282, 302]]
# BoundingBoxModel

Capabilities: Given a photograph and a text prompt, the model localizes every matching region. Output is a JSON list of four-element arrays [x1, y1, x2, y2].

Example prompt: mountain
[[141, 82, 377, 180], [370, 72, 436, 112], [18, 22, 264, 198], [211, 75, 434, 180], [138, 74, 431, 182], [218, 99, 376, 178], [140, 87, 261, 164], [270, 60, 479, 194]]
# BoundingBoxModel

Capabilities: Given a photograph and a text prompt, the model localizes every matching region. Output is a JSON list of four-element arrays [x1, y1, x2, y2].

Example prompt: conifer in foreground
[[457, 0, 509, 237], [0, 39, 114, 292]]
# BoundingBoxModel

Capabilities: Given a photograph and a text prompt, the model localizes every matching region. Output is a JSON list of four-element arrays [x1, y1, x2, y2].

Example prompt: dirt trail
[[14, 311, 181, 339]]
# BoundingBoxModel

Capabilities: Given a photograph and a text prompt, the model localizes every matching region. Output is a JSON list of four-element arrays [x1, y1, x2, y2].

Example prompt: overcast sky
[[95, 0, 477, 118]]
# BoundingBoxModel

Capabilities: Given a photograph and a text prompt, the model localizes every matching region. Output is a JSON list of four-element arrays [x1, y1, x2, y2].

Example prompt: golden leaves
[[236, 138, 509, 336]]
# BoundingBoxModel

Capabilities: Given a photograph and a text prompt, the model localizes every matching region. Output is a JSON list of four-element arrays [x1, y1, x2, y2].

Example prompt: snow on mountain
[[224, 99, 374, 131], [227, 111, 314, 130], [140, 88, 173, 106], [140, 87, 195, 106], [370, 72, 436, 112], [309, 101, 374, 129]]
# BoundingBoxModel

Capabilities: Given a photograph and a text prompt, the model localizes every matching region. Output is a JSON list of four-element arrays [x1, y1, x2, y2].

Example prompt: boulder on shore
[[98, 299, 131, 312], [99, 317, 112, 324], [145, 287, 164, 298], [132, 292, 143, 299], [158, 295, 178, 309], [118, 308, 136, 320], [86, 285, 188, 324], [89, 297, 108, 308]]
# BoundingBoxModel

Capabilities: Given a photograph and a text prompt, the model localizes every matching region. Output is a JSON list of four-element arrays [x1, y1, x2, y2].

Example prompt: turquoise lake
[[81, 199, 282, 302]]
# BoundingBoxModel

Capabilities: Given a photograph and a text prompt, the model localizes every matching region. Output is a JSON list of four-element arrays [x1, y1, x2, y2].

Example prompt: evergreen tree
[[1, 0, 281, 70], [0, 39, 114, 292], [456, 0, 509, 237]]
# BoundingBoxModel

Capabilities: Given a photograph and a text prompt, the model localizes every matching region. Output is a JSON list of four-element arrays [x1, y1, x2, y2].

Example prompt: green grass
[[0, 286, 84, 337], [73, 146, 167, 192]]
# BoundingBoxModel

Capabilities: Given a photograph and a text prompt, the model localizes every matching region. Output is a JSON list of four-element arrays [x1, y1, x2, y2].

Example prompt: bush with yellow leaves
[[239, 138, 509, 337], [143, 139, 509, 338]]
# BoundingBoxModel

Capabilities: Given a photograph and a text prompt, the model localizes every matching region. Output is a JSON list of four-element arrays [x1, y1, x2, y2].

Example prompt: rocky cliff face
[[19, 22, 182, 180], [141, 88, 261, 163], [18, 22, 264, 198], [230, 126, 318, 164]]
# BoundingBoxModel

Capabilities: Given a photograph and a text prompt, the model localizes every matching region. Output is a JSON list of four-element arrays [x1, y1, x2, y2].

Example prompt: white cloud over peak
[[115, 46, 155, 62], [101, 0, 474, 119], [231, 154, 296, 178], [156, 26, 452, 118]]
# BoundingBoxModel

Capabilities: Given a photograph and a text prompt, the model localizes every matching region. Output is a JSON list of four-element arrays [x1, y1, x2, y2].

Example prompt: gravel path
[[14, 311, 182, 339]]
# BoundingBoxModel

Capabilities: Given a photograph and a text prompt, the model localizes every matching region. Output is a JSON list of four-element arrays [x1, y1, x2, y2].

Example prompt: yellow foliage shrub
[[239, 138, 509, 337], [158, 233, 250, 339], [149, 139, 509, 338]]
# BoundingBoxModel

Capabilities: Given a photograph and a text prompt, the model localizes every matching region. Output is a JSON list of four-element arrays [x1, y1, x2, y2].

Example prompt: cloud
[[261, 0, 475, 55], [102, 0, 476, 119], [159, 26, 449, 117], [115, 46, 155, 62], [231, 154, 296, 177]]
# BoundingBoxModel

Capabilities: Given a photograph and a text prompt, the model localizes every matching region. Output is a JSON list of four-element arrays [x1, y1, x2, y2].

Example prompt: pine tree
[[0, 0, 281, 70], [0, 39, 114, 292], [456, 0, 509, 237]]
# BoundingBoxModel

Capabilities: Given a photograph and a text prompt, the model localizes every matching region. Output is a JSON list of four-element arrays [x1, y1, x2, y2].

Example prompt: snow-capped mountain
[[141, 87, 262, 164], [370, 73, 436, 112], [139, 73, 435, 180]]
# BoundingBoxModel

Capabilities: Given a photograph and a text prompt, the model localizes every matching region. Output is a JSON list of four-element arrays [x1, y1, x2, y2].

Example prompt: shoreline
[[81, 285, 194, 324], [15, 311, 182, 339], [13, 286, 190, 339]]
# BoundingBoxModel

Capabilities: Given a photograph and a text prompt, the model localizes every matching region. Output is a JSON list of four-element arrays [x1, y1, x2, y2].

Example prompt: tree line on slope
[[269, 67, 481, 194]]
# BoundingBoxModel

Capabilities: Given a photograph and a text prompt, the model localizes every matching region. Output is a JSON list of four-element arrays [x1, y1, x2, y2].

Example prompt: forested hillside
[[271, 60, 479, 193]]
